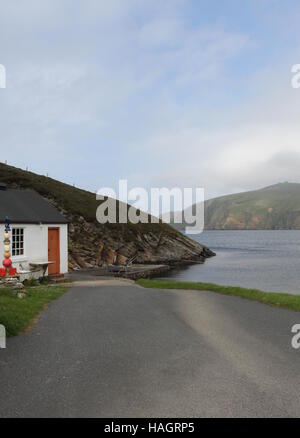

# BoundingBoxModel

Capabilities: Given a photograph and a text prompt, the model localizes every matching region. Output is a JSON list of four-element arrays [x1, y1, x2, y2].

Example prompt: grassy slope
[[0, 285, 67, 336], [137, 279, 300, 312], [0, 162, 98, 221], [205, 182, 300, 229], [0, 162, 179, 238]]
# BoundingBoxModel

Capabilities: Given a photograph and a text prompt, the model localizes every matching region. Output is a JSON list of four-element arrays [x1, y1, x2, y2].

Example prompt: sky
[[1, 0, 300, 205]]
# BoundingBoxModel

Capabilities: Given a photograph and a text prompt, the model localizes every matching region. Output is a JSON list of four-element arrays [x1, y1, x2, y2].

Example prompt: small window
[[12, 228, 24, 256]]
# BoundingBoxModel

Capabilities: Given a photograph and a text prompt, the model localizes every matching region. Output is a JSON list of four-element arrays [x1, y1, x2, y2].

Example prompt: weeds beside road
[[0, 285, 67, 336], [137, 279, 300, 312]]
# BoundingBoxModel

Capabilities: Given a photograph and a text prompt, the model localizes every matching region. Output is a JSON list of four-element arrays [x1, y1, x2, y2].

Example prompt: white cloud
[[0, 0, 299, 198]]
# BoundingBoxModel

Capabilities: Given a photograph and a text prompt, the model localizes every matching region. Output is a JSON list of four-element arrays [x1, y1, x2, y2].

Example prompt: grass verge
[[0, 285, 68, 336], [137, 279, 300, 312]]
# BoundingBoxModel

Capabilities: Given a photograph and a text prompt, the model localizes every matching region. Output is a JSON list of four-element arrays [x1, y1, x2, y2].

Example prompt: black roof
[[0, 189, 68, 224]]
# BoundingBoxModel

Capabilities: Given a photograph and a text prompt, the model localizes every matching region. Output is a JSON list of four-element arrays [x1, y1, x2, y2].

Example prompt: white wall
[[0, 223, 68, 275]]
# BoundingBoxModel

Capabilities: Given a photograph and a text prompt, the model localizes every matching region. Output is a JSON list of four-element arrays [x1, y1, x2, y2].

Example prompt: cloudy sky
[[1, 0, 300, 202]]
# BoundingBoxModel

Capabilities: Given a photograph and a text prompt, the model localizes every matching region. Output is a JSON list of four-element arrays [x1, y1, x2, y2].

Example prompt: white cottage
[[0, 184, 68, 279]]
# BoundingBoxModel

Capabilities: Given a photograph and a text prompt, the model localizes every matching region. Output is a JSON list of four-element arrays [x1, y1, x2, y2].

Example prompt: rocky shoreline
[[68, 215, 215, 271], [68, 256, 213, 281]]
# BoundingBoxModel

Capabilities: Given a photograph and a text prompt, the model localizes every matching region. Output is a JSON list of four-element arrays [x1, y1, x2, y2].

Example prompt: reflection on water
[[161, 230, 300, 295]]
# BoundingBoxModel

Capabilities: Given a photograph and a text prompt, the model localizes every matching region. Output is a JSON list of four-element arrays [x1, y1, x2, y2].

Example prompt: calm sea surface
[[162, 230, 300, 294]]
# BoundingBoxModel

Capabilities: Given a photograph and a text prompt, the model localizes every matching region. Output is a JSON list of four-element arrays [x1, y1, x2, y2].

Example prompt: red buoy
[[2, 258, 12, 268]]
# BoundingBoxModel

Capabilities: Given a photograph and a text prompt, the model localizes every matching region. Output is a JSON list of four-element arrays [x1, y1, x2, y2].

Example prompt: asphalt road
[[0, 284, 300, 418]]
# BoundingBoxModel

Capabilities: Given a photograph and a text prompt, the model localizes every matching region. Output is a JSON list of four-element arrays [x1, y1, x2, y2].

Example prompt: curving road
[[0, 283, 300, 417]]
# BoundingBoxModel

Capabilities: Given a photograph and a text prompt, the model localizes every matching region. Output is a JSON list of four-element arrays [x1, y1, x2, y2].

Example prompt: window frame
[[11, 227, 25, 257]]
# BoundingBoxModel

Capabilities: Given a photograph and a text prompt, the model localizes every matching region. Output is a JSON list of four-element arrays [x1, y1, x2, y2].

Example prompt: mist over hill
[[170, 183, 300, 230]]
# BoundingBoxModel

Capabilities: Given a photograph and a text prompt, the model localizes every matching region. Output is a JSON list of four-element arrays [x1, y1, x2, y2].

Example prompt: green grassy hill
[[205, 183, 300, 230], [0, 162, 160, 235], [0, 162, 213, 268], [169, 182, 300, 230]]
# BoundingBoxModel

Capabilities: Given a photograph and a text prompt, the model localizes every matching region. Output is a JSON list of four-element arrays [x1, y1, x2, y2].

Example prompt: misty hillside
[[171, 183, 300, 230], [205, 183, 300, 229], [0, 162, 213, 269]]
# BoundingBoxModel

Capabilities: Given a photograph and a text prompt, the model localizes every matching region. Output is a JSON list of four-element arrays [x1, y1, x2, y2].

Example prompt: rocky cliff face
[[171, 183, 300, 231], [67, 213, 215, 270]]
